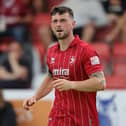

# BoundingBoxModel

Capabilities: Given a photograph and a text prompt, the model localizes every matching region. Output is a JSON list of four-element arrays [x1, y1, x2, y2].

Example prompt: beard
[[53, 30, 70, 40]]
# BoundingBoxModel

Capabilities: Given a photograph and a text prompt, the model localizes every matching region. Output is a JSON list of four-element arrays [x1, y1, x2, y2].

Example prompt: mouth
[[56, 29, 63, 33]]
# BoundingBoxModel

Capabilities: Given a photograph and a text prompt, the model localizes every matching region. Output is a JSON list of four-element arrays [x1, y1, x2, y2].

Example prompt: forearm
[[0, 67, 18, 80], [0, 72, 18, 80], [72, 77, 105, 92], [10, 60, 28, 79], [71, 71, 106, 92], [34, 74, 53, 101], [10, 60, 22, 73], [111, 16, 126, 36]]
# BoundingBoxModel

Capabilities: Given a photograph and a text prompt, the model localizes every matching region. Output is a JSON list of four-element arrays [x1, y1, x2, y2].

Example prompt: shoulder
[[4, 102, 14, 111], [78, 40, 95, 52], [4, 102, 16, 118], [48, 42, 58, 49], [5, 102, 12, 107], [47, 42, 58, 53], [78, 41, 97, 59]]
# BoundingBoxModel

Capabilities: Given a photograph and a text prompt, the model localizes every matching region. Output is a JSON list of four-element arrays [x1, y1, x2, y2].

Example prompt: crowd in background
[[0, 0, 126, 89], [0, 90, 17, 126]]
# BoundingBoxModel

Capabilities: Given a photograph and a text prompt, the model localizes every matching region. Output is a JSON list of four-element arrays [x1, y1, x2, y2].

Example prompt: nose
[[56, 20, 62, 27]]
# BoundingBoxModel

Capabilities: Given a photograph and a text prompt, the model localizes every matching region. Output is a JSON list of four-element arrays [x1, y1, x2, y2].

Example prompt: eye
[[60, 19, 66, 22], [52, 19, 58, 23]]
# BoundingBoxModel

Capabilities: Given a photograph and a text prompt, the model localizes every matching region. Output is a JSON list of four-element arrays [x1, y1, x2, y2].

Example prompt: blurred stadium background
[[0, 0, 126, 126]]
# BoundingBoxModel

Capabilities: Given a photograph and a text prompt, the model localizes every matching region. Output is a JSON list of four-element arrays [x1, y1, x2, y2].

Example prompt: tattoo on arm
[[89, 71, 106, 86]]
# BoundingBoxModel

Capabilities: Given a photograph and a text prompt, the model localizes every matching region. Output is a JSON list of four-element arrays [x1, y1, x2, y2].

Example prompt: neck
[[59, 33, 74, 51]]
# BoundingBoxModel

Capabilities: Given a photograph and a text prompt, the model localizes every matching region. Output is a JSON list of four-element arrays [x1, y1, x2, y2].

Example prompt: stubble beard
[[54, 31, 70, 40]]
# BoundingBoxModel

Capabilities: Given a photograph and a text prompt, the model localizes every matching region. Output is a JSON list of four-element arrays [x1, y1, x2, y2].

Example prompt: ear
[[72, 20, 76, 28]]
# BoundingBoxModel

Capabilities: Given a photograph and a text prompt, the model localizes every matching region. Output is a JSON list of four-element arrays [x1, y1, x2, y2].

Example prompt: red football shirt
[[47, 36, 102, 126]]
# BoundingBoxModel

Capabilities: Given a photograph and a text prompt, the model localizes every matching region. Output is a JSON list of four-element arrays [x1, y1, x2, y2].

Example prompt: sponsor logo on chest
[[53, 67, 69, 76]]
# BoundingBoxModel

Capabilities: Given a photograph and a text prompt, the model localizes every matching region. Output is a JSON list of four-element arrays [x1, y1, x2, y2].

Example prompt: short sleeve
[[46, 49, 53, 77], [82, 46, 103, 76]]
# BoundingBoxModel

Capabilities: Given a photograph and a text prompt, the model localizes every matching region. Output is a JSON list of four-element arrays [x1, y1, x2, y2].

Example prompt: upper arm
[[46, 49, 53, 77], [19, 66, 28, 75], [82, 46, 102, 76], [89, 71, 106, 88]]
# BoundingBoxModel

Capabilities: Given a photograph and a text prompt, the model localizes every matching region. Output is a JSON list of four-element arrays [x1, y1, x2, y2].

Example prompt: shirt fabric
[[47, 35, 102, 126]]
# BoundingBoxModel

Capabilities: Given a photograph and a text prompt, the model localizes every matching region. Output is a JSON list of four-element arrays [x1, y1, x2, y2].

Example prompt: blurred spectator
[[60, 0, 108, 42], [47, 0, 65, 11], [0, 42, 32, 88], [0, 89, 17, 126], [105, 12, 126, 43], [103, 0, 125, 17], [31, 0, 53, 71], [102, 0, 126, 43], [0, 0, 32, 43]]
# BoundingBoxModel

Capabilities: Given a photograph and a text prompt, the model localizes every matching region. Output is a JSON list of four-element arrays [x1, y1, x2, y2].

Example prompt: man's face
[[51, 13, 75, 40], [9, 43, 23, 59]]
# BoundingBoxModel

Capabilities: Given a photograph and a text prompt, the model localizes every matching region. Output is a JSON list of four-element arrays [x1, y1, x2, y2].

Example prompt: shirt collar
[[57, 35, 80, 50], [69, 35, 80, 48]]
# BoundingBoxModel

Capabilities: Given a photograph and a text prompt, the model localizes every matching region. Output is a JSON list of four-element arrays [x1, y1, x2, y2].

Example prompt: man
[[0, 90, 17, 126], [23, 6, 106, 126], [0, 42, 32, 88]]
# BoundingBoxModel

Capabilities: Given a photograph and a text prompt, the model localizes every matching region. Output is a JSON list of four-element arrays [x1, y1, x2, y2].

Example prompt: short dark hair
[[50, 6, 74, 18]]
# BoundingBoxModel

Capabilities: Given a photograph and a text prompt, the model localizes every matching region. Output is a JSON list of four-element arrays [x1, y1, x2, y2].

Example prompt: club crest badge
[[51, 57, 55, 64], [70, 56, 75, 64]]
